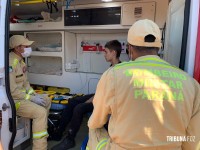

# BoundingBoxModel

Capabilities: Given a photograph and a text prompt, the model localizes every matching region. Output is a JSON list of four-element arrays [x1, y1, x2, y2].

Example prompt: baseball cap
[[9, 35, 34, 49], [127, 19, 161, 48]]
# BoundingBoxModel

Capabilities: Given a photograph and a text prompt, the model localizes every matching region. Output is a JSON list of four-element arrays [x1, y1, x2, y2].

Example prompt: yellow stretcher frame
[[12, 0, 62, 5]]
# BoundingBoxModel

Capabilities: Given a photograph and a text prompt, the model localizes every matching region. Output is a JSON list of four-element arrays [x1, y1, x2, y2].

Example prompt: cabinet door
[[121, 2, 156, 25], [25, 31, 64, 76], [26, 32, 63, 52], [13, 118, 31, 148], [27, 56, 62, 75]]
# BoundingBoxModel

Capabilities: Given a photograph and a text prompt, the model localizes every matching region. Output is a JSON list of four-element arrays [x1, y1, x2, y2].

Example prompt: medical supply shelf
[[25, 31, 64, 76]]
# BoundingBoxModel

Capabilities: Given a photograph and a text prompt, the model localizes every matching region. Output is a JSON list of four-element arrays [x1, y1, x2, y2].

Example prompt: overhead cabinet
[[64, 7, 121, 26], [10, 21, 63, 31], [121, 2, 156, 25], [10, 0, 169, 31]]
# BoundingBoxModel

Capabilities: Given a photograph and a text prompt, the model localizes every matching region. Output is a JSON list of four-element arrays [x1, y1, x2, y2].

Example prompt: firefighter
[[51, 40, 122, 150], [9, 35, 51, 150], [87, 19, 200, 150]]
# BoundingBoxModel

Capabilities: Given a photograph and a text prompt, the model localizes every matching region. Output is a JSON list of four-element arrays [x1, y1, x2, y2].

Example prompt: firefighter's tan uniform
[[87, 19, 200, 150], [9, 52, 50, 150]]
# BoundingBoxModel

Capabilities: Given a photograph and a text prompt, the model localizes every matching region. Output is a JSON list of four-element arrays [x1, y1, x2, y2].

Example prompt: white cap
[[127, 19, 162, 48], [9, 35, 34, 49]]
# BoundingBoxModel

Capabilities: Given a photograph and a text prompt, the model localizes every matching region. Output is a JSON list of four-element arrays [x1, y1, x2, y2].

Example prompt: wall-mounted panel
[[121, 2, 156, 25], [76, 33, 129, 74]]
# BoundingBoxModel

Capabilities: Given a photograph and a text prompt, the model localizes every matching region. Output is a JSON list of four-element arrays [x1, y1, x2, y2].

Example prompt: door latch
[[2, 103, 10, 111]]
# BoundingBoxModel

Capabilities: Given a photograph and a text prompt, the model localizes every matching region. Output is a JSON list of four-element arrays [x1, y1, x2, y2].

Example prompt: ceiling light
[[102, 0, 113, 2]]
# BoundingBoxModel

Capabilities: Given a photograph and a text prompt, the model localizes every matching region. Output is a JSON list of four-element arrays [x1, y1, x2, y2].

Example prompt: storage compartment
[[13, 117, 30, 147], [121, 2, 156, 25], [26, 32, 62, 52], [10, 2, 63, 31], [27, 56, 62, 75], [15, 117, 25, 142], [24, 31, 64, 76], [64, 7, 121, 26]]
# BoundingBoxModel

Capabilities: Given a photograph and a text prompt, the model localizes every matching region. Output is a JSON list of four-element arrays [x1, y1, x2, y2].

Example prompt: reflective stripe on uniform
[[96, 138, 108, 150], [114, 57, 177, 70], [115, 62, 175, 70], [13, 59, 19, 68], [21, 89, 26, 93], [33, 130, 48, 139], [15, 102, 20, 111], [25, 94, 31, 100], [86, 146, 89, 150], [136, 57, 170, 65], [28, 88, 34, 95]]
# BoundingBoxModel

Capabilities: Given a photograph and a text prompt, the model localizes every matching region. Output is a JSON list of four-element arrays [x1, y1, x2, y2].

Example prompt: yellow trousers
[[16, 95, 50, 150]]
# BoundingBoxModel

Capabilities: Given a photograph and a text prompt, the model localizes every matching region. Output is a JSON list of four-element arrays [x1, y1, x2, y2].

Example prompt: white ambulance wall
[[28, 31, 101, 94], [164, 0, 185, 67], [76, 33, 129, 73], [65, 32, 77, 66], [29, 32, 129, 94], [60, 32, 129, 94]]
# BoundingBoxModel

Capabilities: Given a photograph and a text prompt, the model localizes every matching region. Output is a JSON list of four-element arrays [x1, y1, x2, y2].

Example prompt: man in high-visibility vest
[[87, 19, 200, 150], [9, 35, 51, 150]]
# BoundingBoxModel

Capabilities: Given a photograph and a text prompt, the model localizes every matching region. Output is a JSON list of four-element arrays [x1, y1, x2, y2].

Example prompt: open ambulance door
[[0, 0, 17, 150], [164, 0, 200, 77], [194, 3, 200, 83]]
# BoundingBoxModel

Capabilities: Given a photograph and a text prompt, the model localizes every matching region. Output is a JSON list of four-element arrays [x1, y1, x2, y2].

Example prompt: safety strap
[[33, 130, 48, 139], [96, 138, 108, 150]]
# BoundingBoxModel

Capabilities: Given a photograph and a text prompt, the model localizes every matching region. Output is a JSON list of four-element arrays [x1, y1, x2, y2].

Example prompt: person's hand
[[30, 95, 47, 107], [40, 94, 51, 107]]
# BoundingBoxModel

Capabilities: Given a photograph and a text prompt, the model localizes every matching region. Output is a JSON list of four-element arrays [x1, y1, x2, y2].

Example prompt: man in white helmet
[[9, 35, 51, 150], [87, 19, 200, 150]]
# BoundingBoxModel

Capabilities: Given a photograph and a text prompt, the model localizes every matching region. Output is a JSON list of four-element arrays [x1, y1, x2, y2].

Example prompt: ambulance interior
[[8, 0, 191, 149]]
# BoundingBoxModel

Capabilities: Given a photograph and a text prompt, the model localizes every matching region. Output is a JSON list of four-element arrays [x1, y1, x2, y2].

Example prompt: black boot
[[48, 132, 62, 141], [51, 130, 75, 150], [51, 137, 75, 150], [48, 127, 63, 141]]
